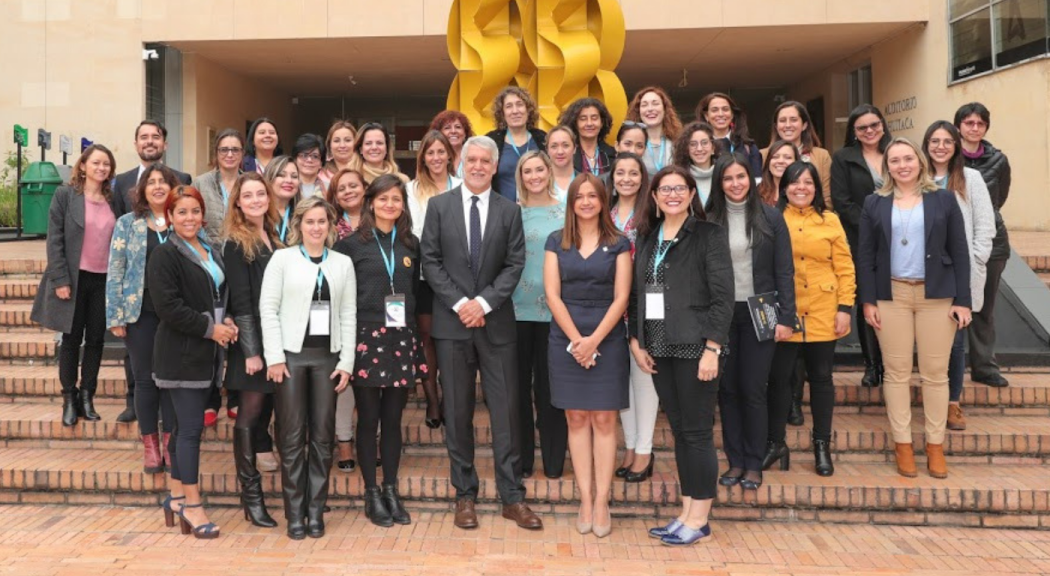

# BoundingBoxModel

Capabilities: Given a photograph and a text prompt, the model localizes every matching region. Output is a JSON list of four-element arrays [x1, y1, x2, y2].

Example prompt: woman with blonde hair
[[320, 120, 357, 187], [263, 156, 301, 244], [348, 123, 408, 185], [857, 137, 971, 480]]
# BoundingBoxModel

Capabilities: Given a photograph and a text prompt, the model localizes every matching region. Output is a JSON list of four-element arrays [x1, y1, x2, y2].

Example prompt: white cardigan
[[259, 246, 357, 372], [955, 167, 996, 313]]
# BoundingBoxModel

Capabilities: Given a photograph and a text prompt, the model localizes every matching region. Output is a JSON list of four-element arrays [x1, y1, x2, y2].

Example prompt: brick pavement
[[1, 505, 1049, 575]]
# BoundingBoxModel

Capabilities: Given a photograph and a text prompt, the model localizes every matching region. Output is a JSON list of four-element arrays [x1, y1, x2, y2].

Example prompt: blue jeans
[[948, 328, 967, 402]]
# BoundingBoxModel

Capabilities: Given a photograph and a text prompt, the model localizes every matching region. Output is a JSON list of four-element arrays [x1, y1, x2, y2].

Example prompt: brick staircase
[[2, 243, 1049, 530]]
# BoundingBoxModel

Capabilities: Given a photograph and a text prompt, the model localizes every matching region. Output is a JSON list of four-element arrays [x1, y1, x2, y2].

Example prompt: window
[[950, 0, 1050, 82], [848, 65, 872, 112]]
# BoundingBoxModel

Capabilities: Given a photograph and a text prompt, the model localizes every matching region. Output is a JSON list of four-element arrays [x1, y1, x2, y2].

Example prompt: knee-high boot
[[234, 427, 277, 528]]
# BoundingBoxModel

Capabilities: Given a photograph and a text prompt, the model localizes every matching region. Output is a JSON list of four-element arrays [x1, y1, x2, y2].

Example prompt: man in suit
[[111, 120, 192, 423], [421, 136, 540, 531]]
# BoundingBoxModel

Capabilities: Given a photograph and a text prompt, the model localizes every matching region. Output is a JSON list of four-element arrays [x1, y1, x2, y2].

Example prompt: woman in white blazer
[[259, 195, 357, 541], [923, 121, 995, 432]]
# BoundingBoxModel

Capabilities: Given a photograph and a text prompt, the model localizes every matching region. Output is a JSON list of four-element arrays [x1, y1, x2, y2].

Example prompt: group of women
[[31, 82, 1011, 546]]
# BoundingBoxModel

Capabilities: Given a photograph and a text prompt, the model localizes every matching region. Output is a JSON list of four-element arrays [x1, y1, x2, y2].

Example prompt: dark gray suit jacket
[[113, 165, 192, 217], [421, 186, 525, 344]]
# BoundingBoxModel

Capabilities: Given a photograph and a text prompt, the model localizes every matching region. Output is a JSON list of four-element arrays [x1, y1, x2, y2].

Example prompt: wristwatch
[[703, 344, 726, 357]]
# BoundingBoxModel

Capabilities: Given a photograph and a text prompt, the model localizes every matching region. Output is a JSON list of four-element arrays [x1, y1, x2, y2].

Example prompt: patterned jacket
[[105, 213, 150, 328]]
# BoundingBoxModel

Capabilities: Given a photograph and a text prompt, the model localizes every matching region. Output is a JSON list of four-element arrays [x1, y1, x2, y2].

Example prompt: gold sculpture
[[447, 0, 627, 141]]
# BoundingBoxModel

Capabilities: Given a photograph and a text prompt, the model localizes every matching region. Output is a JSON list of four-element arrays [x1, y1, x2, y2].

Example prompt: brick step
[[3, 401, 1049, 460], [4, 365, 1048, 412], [1, 447, 1047, 529], [0, 303, 36, 327], [0, 260, 45, 277], [0, 330, 56, 359], [0, 279, 39, 300], [1024, 255, 1050, 273]]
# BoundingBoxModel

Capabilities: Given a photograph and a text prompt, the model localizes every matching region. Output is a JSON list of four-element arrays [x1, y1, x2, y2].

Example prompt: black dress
[[335, 229, 427, 388], [223, 240, 275, 393], [546, 231, 631, 411]]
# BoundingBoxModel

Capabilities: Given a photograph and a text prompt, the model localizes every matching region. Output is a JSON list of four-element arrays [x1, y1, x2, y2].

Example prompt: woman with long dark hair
[[756, 140, 800, 206], [765, 101, 832, 207], [244, 118, 282, 174], [705, 153, 796, 491], [697, 93, 762, 176], [831, 104, 892, 387], [673, 122, 719, 206]]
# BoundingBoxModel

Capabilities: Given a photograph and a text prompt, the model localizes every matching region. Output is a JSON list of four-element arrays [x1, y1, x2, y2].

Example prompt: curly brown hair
[[429, 110, 475, 142], [626, 87, 683, 141], [492, 86, 539, 130]]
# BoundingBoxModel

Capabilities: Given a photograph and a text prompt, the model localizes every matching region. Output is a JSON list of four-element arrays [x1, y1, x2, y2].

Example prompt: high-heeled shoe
[[382, 485, 411, 525], [178, 503, 220, 539], [760, 440, 790, 472], [592, 506, 612, 538], [161, 494, 185, 528], [624, 453, 655, 483], [203, 409, 218, 428], [336, 440, 356, 472], [718, 468, 744, 487], [576, 508, 592, 535]]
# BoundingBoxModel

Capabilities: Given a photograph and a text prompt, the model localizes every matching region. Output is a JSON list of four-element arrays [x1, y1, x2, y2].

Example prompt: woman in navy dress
[[544, 173, 632, 538]]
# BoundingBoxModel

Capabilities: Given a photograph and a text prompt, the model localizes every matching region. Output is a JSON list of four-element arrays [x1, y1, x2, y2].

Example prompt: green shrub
[[0, 150, 31, 227]]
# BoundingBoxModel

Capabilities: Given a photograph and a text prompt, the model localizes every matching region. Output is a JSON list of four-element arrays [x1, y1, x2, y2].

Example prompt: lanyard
[[198, 242, 222, 296], [299, 245, 328, 299], [509, 132, 532, 158], [647, 138, 667, 171], [652, 223, 675, 273], [279, 206, 290, 242], [613, 207, 634, 232], [342, 211, 355, 232], [149, 212, 168, 244], [219, 181, 229, 207], [583, 148, 602, 175], [374, 227, 398, 294]]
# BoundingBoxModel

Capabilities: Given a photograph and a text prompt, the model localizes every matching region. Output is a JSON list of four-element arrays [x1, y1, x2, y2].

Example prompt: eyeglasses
[[928, 138, 955, 149], [656, 185, 690, 197], [688, 139, 713, 150], [854, 121, 882, 134], [217, 147, 243, 156], [961, 120, 988, 130], [297, 153, 322, 161]]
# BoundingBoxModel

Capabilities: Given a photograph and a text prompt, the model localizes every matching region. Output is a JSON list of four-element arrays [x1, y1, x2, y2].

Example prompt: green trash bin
[[20, 161, 64, 235]]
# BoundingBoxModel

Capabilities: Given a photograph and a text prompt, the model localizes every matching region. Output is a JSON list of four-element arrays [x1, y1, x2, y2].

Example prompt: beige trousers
[[875, 280, 958, 445]]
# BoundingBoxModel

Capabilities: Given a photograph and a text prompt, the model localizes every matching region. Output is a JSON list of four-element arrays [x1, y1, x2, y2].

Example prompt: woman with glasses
[[626, 87, 682, 176], [831, 104, 892, 388], [673, 122, 718, 206], [349, 123, 408, 185], [293, 134, 327, 198], [922, 121, 995, 431], [194, 129, 244, 245], [764, 101, 832, 208]]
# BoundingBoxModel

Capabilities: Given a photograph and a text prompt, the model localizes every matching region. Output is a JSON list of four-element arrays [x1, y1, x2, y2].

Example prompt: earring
[[655, 205, 662, 218]]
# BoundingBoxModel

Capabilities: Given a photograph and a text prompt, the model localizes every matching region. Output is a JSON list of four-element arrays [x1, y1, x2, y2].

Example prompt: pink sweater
[[79, 198, 116, 273]]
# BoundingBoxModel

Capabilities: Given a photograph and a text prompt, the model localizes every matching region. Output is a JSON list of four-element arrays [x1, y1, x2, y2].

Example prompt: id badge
[[213, 301, 225, 323], [645, 285, 665, 320], [385, 294, 407, 328], [309, 301, 331, 336]]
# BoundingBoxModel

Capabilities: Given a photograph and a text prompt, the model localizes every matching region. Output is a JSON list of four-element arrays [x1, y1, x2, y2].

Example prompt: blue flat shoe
[[647, 519, 682, 539], [661, 523, 712, 546]]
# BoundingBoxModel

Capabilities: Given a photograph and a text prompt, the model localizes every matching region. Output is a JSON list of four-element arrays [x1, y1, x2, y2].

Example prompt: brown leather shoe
[[926, 443, 948, 479], [947, 404, 966, 431], [894, 442, 918, 478], [453, 498, 478, 530], [502, 502, 543, 530]]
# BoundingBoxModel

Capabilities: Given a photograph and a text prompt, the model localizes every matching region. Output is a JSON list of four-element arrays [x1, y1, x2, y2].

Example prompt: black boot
[[787, 399, 804, 426], [234, 428, 277, 528], [813, 439, 834, 477], [760, 440, 790, 471], [79, 390, 101, 421], [382, 484, 411, 525], [364, 486, 394, 527], [61, 392, 78, 427], [116, 396, 137, 423], [788, 361, 805, 426], [858, 320, 883, 387]]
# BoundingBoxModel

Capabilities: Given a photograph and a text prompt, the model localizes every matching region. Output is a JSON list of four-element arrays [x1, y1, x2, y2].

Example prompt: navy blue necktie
[[469, 196, 482, 280]]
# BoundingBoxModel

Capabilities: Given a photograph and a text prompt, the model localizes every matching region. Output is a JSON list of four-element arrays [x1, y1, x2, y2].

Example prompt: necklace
[[894, 194, 921, 246]]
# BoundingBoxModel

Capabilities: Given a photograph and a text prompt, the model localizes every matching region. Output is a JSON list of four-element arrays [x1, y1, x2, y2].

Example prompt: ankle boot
[[813, 439, 834, 476], [364, 486, 394, 527], [116, 396, 137, 423], [160, 432, 172, 469], [787, 399, 804, 426], [79, 390, 101, 421], [789, 361, 806, 425], [894, 443, 917, 478], [61, 392, 78, 427], [861, 363, 881, 387], [234, 428, 277, 527], [142, 433, 164, 474], [381, 484, 411, 525], [926, 443, 948, 479], [760, 440, 790, 471]]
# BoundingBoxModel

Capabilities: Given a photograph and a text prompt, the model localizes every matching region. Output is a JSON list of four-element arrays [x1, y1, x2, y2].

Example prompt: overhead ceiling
[[168, 21, 913, 100]]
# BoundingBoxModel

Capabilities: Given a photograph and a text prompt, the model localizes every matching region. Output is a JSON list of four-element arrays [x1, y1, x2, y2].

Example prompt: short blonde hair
[[285, 195, 338, 248], [876, 137, 939, 196], [515, 151, 557, 207]]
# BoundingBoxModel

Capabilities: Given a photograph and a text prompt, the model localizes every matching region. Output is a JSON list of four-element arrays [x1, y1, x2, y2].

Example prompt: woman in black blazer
[[831, 104, 892, 387], [858, 137, 971, 480], [628, 165, 734, 546], [149, 186, 238, 539], [485, 86, 547, 201], [705, 153, 796, 491], [222, 172, 284, 528], [559, 97, 617, 176]]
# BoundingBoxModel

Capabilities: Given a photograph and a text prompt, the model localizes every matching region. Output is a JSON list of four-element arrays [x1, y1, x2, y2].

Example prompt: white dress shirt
[[453, 186, 493, 315]]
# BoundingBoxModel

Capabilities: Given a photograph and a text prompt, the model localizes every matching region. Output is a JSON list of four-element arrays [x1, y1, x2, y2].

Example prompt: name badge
[[645, 285, 665, 320], [213, 301, 225, 324], [385, 294, 407, 328], [309, 301, 331, 336]]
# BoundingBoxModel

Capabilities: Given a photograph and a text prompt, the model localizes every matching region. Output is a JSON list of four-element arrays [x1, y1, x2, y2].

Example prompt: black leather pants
[[274, 347, 339, 525]]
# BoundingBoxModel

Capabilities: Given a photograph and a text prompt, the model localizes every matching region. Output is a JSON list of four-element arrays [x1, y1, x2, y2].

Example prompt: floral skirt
[[351, 322, 428, 388]]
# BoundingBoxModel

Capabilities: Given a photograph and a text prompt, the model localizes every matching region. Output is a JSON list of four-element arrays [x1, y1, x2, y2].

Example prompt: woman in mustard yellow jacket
[[762, 162, 855, 477]]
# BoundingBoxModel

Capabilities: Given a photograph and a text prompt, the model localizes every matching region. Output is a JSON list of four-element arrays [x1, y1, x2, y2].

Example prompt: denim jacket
[[105, 213, 149, 328]]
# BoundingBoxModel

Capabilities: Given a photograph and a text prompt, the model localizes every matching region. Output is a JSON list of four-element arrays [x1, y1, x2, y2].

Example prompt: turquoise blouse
[[512, 201, 566, 322]]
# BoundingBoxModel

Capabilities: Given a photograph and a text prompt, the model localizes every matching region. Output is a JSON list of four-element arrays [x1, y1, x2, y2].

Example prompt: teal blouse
[[512, 201, 566, 322]]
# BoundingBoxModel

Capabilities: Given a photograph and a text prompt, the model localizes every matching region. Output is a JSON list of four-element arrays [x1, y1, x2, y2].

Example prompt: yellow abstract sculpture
[[448, 0, 627, 141]]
